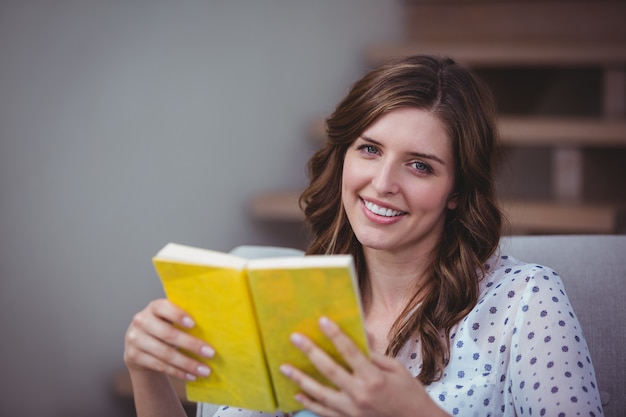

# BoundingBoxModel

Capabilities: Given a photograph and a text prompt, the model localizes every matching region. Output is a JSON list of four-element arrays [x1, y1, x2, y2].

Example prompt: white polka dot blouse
[[199, 254, 604, 417]]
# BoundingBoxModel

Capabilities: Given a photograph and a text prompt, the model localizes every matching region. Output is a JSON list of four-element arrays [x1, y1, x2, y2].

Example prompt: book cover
[[152, 243, 369, 412]]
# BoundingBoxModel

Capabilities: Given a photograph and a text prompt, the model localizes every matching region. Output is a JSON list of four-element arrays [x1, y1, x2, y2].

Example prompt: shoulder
[[473, 254, 575, 328], [480, 253, 565, 300], [476, 254, 581, 340]]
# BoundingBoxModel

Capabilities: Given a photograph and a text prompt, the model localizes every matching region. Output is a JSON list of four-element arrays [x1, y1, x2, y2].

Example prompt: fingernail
[[186, 373, 197, 381], [201, 345, 215, 358], [279, 364, 292, 376], [197, 365, 211, 377], [319, 316, 335, 330], [182, 316, 195, 328], [290, 333, 304, 347]]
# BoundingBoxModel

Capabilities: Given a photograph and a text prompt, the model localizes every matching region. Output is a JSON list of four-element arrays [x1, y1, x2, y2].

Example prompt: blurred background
[[0, 1, 624, 416]]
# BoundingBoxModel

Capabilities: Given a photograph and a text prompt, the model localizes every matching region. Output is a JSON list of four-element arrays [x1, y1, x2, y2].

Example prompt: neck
[[360, 248, 432, 354], [361, 247, 431, 316]]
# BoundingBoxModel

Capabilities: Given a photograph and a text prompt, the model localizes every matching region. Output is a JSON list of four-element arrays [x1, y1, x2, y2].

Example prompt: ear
[[447, 192, 459, 210]]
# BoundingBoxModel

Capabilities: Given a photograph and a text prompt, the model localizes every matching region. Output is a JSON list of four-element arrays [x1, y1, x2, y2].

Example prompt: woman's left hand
[[280, 317, 449, 417]]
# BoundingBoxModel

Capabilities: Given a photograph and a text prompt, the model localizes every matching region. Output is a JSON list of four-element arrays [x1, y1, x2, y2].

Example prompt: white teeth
[[364, 200, 403, 217]]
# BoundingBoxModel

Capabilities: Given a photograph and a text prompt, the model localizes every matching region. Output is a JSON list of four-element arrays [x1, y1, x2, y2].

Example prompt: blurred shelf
[[365, 40, 626, 67], [250, 191, 621, 234], [499, 199, 619, 234], [498, 117, 626, 147], [309, 117, 626, 148], [401, 1, 626, 46]]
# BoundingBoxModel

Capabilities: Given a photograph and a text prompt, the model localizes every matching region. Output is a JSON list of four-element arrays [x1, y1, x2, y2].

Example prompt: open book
[[152, 243, 369, 412]]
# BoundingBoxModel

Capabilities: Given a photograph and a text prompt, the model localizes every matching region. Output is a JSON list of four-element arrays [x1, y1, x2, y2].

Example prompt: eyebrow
[[359, 135, 447, 166]]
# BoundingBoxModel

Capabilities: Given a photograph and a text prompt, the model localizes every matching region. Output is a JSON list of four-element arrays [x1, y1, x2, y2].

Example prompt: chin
[[354, 234, 395, 251]]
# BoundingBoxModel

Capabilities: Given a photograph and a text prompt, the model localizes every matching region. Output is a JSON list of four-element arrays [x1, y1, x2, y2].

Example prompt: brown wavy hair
[[299, 55, 503, 384]]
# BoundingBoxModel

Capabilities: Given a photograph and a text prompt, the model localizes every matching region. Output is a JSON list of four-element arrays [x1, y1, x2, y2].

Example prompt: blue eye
[[412, 161, 432, 173], [356, 144, 378, 155]]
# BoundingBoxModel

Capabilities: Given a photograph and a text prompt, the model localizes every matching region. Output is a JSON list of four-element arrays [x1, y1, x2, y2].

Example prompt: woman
[[124, 56, 604, 417]]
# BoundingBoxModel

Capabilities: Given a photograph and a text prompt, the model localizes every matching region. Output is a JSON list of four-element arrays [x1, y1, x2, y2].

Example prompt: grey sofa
[[499, 235, 625, 417], [223, 235, 624, 417]]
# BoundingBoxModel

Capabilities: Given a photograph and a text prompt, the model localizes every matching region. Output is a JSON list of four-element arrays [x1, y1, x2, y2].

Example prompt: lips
[[362, 199, 406, 217]]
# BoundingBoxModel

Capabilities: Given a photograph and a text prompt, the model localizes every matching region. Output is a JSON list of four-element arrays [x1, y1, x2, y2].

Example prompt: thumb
[[370, 351, 403, 371]]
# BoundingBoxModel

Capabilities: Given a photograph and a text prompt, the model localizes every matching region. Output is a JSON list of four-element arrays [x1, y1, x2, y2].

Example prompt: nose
[[371, 161, 400, 196]]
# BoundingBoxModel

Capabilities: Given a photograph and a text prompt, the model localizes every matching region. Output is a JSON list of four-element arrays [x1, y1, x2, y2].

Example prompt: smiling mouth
[[362, 199, 406, 217]]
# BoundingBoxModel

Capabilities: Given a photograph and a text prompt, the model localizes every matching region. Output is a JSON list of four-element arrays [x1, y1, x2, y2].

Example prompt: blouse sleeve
[[508, 266, 604, 416]]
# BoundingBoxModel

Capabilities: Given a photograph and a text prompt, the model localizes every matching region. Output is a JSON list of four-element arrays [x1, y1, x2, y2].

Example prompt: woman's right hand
[[124, 298, 216, 382]]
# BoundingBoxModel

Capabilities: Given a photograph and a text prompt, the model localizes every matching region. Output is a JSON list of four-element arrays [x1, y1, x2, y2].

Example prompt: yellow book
[[152, 243, 369, 412]]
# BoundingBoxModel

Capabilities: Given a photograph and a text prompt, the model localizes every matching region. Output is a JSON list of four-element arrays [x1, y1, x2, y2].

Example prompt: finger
[[289, 332, 354, 389], [280, 364, 349, 417], [148, 298, 196, 329], [370, 351, 404, 371], [133, 302, 215, 358], [127, 347, 203, 382], [318, 317, 373, 374], [126, 327, 212, 381], [125, 300, 215, 379], [137, 311, 211, 354]]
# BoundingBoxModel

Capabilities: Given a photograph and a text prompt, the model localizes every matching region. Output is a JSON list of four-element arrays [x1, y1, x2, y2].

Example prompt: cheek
[[412, 182, 456, 212], [341, 155, 362, 193]]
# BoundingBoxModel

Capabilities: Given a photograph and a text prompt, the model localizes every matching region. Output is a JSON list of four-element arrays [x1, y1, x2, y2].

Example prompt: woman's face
[[341, 107, 457, 258]]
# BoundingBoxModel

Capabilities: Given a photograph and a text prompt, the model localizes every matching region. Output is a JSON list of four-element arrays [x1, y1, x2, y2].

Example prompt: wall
[[0, 1, 401, 415]]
